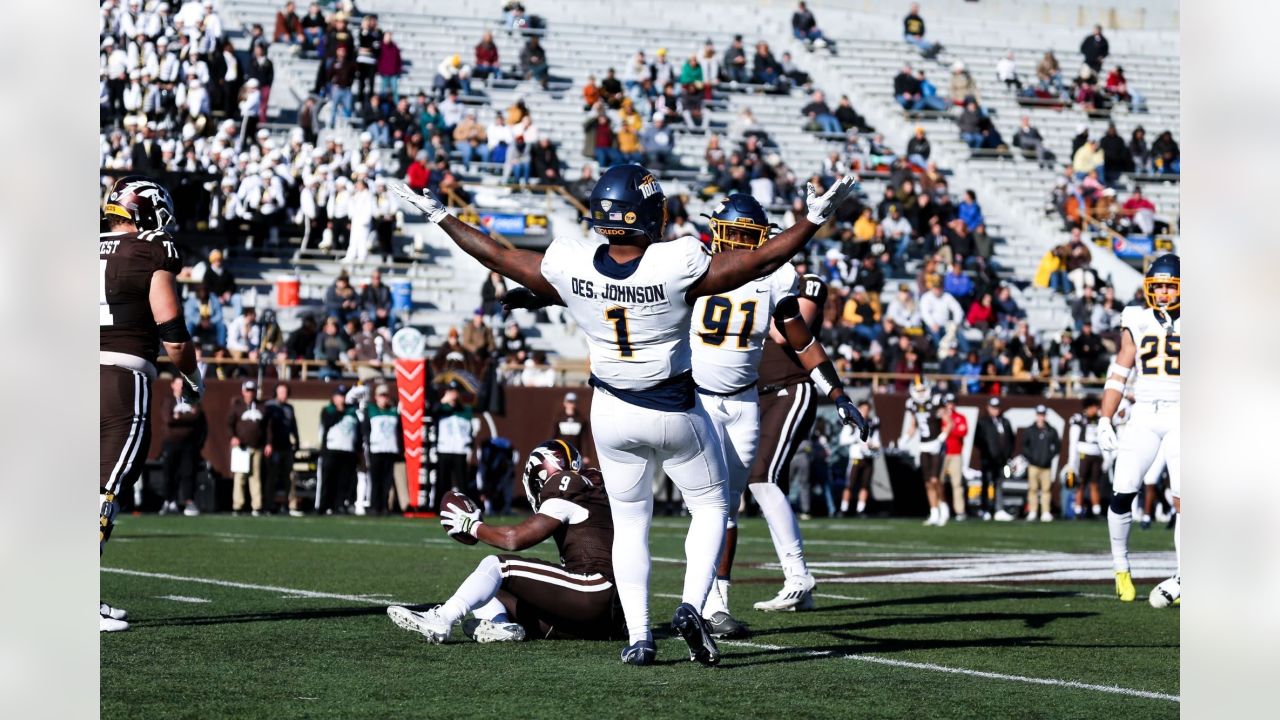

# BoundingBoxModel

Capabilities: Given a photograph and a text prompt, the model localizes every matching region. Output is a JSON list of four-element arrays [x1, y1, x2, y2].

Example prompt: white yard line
[[813, 592, 869, 601], [103, 568, 410, 606], [721, 640, 1179, 702], [156, 595, 211, 604], [106, 566, 1176, 702]]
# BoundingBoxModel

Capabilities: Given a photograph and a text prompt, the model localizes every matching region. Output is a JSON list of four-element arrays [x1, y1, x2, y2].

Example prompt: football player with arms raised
[[100, 176, 204, 631], [690, 194, 868, 637], [1096, 254, 1180, 606], [388, 441, 627, 643], [390, 166, 855, 665]]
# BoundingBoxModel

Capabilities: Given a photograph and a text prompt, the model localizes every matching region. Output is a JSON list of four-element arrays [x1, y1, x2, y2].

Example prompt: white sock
[[750, 482, 808, 580], [839, 499, 849, 513], [1092, 504, 1101, 516], [703, 578, 730, 617], [1107, 508, 1133, 572], [440, 555, 503, 625], [856, 499, 866, 513], [680, 490, 727, 611], [472, 597, 510, 623], [1174, 512, 1180, 577], [610, 495, 655, 644]]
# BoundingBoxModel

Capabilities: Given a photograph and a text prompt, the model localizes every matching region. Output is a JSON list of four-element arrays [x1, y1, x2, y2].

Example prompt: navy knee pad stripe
[[1109, 492, 1138, 514]]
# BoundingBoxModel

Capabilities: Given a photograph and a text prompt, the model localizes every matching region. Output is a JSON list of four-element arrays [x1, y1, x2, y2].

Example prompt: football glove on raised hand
[[388, 180, 450, 223], [1097, 416, 1118, 452], [835, 395, 870, 441], [440, 502, 483, 539], [805, 175, 857, 225]]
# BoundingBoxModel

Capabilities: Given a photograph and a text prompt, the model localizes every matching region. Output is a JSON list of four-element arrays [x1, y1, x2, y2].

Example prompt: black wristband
[[157, 317, 192, 344], [809, 360, 842, 397]]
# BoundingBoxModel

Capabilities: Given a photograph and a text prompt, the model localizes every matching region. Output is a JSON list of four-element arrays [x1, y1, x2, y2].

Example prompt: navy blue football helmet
[[704, 193, 774, 253], [589, 164, 668, 242], [1143, 253, 1179, 311]]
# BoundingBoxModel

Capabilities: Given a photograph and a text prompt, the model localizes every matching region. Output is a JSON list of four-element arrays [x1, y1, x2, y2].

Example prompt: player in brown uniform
[[387, 441, 625, 644], [100, 176, 204, 632], [747, 273, 833, 612], [900, 380, 950, 526]]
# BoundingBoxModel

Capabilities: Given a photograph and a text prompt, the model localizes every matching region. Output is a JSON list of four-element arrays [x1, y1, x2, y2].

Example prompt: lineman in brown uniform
[[747, 273, 830, 612], [387, 441, 625, 643], [100, 175, 204, 631]]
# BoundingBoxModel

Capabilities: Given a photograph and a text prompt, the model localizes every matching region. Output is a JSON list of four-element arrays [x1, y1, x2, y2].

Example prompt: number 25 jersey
[[541, 234, 710, 391], [1121, 306, 1180, 403], [690, 264, 796, 394]]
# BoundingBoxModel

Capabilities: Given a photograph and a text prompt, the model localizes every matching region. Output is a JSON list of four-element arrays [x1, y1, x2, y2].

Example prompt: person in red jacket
[[965, 292, 995, 332], [941, 394, 969, 520], [475, 31, 501, 81], [377, 31, 403, 101], [404, 150, 431, 193]]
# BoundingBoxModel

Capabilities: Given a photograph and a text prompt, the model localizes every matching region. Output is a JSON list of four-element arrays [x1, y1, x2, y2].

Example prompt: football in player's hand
[[439, 490, 482, 545]]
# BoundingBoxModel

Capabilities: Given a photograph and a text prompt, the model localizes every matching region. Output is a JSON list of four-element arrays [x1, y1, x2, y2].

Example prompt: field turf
[[102, 514, 1178, 719]]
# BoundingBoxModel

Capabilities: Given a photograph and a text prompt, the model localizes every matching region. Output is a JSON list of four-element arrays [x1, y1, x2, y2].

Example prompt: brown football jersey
[[100, 230, 183, 367], [537, 467, 614, 579], [757, 273, 828, 389]]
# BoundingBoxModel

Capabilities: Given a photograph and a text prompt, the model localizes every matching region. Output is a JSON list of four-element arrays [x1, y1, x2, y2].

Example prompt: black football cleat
[[672, 603, 721, 666], [705, 611, 750, 639], [620, 639, 657, 666]]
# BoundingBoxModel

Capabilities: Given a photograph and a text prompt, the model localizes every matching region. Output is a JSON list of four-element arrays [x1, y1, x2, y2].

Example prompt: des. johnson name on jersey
[[570, 277, 669, 305]]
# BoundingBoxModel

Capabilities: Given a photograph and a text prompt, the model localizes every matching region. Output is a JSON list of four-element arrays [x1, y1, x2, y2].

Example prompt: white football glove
[[1097, 416, 1118, 452], [180, 370, 205, 403], [387, 180, 449, 223], [805, 174, 857, 225], [440, 502, 483, 539]]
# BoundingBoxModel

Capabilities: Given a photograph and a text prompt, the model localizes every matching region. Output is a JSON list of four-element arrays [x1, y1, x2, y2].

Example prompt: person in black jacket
[[903, 3, 942, 57], [248, 43, 274, 125], [1021, 405, 1061, 521], [264, 382, 302, 516], [158, 376, 207, 516], [318, 385, 362, 514], [1098, 123, 1132, 184], [974, 397, 1015, 520], [1080, 25, 1109, 74]]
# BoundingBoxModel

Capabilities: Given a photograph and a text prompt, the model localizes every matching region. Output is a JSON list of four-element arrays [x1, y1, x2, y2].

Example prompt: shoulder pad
[[797, 273, 828, 302], [1119, 305, 1148, 332], [538, 470, 590, 505]]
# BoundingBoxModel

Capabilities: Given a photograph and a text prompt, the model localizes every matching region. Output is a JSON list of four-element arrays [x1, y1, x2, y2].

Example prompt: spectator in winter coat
[[920, 280, 967, 351], [274, 1, 304, 45], [1080, 25, 1109, 73], [317, 385, 362, 514], [975, 399, 1015, 519], [474, 31, 501, 80], [520, 36, 549, 89], [228, 380, 267, 515], [1013, 116, 1053, 168], [377, 32, 403, 101], [364, 384, 404, 515], [1020, 405, 1061, 520]]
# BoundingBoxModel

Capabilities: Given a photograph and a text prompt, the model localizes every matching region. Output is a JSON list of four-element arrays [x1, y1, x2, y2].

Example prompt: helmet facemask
[[709, 217, 769, 253], [1143, 277, 1179, 312]]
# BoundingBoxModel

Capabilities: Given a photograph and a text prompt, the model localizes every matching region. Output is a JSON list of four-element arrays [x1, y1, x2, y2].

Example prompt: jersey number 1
[[605, 306, 633, 358]]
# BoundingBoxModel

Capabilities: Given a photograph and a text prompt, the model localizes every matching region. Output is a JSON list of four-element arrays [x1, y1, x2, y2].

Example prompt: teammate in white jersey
[[390, 166, 856, 665], [689, 195, 868, 638], [1097, 254, 1180, 605]]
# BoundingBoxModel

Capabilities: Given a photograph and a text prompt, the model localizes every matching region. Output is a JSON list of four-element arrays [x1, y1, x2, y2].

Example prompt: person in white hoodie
[[919, 281, 964, 350], [343, 177, 375, 264]]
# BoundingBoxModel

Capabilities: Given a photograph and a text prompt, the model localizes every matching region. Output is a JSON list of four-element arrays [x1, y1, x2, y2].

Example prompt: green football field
[[102, 514, 1179, 719]]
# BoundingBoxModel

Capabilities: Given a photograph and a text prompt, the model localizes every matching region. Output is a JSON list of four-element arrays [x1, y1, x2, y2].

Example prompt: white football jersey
[[1121, 306, 1180, 403], [691, 264, 797, 394], [542, 234, 711, 391]]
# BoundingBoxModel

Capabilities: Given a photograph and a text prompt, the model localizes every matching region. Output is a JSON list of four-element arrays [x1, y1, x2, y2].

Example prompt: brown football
[[439, 490, 481, 545]]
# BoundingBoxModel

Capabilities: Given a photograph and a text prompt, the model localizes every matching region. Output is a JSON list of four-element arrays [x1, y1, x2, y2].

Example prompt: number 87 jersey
[[691, 264, 798, 394], [1122, 305, 1180, 403]]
